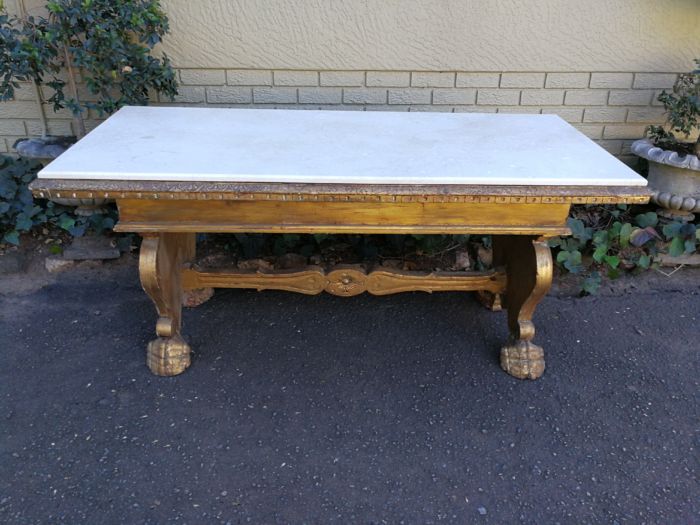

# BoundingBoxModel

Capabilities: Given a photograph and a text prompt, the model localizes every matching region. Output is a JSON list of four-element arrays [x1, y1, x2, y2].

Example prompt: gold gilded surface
[[34, 188, 651, 205], [30, 178, 652, 205], [493, 235, 553, 380], [139, 233, 195, 376], [116, 198, 572, 235], [181, 265, 507, 297], [28, 176, 650, 379]]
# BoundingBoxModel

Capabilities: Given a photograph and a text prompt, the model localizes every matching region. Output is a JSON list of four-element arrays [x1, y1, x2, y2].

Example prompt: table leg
[[139, 232, 196, 376], [492, 235, 553, 380], [476, 290, 503, 311]]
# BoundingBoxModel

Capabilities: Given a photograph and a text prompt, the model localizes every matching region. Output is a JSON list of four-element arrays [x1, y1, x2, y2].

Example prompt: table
[[30, 106, 650, 379]]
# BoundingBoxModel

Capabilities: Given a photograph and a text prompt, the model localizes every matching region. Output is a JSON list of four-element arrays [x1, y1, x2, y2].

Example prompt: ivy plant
[[0, 155, 45, 244], [0, 154, 115, 245], [549, 204, 699, 294]]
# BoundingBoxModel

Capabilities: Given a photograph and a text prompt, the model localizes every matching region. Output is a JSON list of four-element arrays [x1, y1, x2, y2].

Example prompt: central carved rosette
[[325, 268, 368, 296]]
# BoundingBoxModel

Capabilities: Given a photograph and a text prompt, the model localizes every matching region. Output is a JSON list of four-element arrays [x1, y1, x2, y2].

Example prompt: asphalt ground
[[1, 262, 698, 524]]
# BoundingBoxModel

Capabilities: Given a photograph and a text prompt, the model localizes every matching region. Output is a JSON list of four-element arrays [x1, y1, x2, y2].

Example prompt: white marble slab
[[39, 106, 647, 187]]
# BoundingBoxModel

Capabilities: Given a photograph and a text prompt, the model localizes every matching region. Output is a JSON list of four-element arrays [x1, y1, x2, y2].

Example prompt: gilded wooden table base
[[137, 230, 551, 380], [31, 179, 650, 380]]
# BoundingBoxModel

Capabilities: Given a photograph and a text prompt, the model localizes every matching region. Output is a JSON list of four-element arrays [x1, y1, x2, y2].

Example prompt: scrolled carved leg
[[139, 233, 196, 376], [492, 235, 553, 380]]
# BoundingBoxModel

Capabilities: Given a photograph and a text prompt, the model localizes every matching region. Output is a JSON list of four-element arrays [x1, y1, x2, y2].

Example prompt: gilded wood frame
[[31, 178, 651, 380]]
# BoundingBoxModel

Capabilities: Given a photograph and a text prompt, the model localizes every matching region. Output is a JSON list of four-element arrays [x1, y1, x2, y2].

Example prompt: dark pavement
[[1, 262, 698, 524]]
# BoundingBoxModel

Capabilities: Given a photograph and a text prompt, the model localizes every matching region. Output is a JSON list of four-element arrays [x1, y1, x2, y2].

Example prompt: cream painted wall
[[1, 0, 698, 156], [160, 0, 699, 72]]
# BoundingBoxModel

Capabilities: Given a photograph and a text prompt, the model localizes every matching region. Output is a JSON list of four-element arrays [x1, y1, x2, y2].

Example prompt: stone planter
[[631, 139, 700, 220]]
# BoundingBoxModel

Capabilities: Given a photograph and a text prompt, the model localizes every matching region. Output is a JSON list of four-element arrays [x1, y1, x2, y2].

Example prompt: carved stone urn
[[631, 139, 700, 221]]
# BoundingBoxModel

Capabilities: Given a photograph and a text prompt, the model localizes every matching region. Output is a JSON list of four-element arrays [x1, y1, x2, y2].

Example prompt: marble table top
[[39, 106, 647, 187]]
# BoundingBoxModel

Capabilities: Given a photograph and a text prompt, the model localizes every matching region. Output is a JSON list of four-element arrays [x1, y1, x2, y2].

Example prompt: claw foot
[[500, 340, 545, 380], [147, 335, 191, 376]]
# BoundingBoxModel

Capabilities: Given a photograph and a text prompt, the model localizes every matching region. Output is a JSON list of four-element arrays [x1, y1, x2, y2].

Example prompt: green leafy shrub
[[0, 154, 116, 245], [0, 0, 178, 137], [45, 0, 178, 119], [647, 59, 700, 157], [549, 204, 699, 294], [0, 10, 61, 102], [0, 155, 45, 244]]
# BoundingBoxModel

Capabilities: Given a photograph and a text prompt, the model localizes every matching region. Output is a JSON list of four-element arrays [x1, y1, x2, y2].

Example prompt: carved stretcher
[[31, 107, 650, 379]]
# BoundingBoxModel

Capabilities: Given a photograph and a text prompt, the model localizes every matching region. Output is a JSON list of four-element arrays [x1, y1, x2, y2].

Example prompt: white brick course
[[545, 73, 590, 88], [411, 72, 455, 87], [497, 106, 541, 114], [572, 124, 604, 139], [273, 71, 318, 86], [408, 105, 450, 112], [432, 89, 476, 105], [626, 107, 666, 123], [1, 101, 70, 119], [206, 87, 253, 104], [343, 88, 387, 104], [520, 89, 565, 105], [180, 69, 226, 85], [226, 70, 273, 86], [608, 90, 654, 106], [597, 139, 624, 155], [454, 107, 497, 113], [456, 73, 500, 87], [589, 73, 633, 88], [583, 107, 628, 123], [603, 125, 648, 140], [500, 73, 545, 88], [388, 88, 432, 104], [633, 73, 677, 89], [253, 87, 298, 103], [541, 107, 584, 122], [172, 86, 206, 103], [564, 90, 609, 106], [320, 71, 365, 87], [8, 84, 37, 101], [476, 89, 520, 105], [298, 88, 343, 104], [366, 71, 410, 87], [25, 119, 73, 136], [0, 120, 27, 135]]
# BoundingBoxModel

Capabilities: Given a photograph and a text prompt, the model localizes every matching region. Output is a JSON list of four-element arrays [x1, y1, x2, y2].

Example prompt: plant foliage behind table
[[0, 0, 178, 137], [0, 8, 62, 114], [0, 154, 115, 245], [647, 59, 700, 157], [549, 204, 699, 294]]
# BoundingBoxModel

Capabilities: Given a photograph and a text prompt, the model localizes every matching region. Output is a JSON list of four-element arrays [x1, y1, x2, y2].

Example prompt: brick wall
[[0, 69, 676, 164]]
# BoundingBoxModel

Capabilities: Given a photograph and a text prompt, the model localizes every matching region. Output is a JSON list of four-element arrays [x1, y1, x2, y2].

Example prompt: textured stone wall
[[1, 0, 697, 162], [0, 69, 680, 164]]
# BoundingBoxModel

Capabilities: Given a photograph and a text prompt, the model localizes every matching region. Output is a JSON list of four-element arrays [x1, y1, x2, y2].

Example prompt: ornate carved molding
[[181, 265, 507, 297], [30, 179, 652, 205], [32, 188, 650, 205]]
